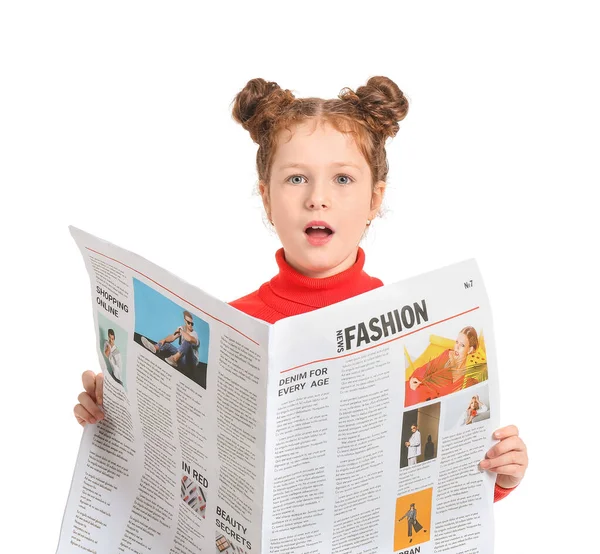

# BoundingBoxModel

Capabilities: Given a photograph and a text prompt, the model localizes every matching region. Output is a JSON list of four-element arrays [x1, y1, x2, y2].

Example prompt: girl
[[73, 76, 528, 501], [462, 394, 490, 426]]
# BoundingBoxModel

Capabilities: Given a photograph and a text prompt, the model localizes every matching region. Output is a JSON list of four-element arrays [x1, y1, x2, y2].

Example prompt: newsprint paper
[[57, 227, 500, 554]]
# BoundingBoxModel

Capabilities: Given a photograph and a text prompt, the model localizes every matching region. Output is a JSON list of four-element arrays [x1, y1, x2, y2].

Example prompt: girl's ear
[[259, 180, 271, 220], [369, 180, 387, 219]]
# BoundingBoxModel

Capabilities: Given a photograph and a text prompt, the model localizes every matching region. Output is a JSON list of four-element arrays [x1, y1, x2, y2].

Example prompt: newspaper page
[[263, 261, 499, 554], [58, 227, 499, 554], [57, 227, 271, 554]]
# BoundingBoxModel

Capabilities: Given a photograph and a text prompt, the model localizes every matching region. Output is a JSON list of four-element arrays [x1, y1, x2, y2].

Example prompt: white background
[[1, 1, 598, 552]]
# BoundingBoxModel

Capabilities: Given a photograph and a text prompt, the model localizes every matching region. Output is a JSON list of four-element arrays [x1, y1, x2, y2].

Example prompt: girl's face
[[454, 332, 473, 365], [260, 120, 385, 278]]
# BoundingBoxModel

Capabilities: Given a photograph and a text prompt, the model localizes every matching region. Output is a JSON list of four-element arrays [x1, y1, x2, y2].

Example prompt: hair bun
[[340, 76, 409, 139], [231, 78, 296, 144]]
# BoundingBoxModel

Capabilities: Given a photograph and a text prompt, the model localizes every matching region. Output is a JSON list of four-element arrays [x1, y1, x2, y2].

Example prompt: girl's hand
[[73, 371, 105, 427], [409, 377, 421, 390], [479, 425, 528, 489]]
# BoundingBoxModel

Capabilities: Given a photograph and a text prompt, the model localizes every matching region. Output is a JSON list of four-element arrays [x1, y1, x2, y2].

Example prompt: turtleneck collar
[[257, 247, 383, 317]]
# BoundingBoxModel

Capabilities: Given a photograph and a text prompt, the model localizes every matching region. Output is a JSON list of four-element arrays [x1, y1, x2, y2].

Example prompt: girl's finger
[[77, 392, 104, 421], [486, 435, 526, 459], [96, 373, 104, 407], [480, 451, 527, 472], [82, 371, 98, 401], [483, 463, 525, 478], [493, 424, 519, 440], [74, 404, 96, 426]]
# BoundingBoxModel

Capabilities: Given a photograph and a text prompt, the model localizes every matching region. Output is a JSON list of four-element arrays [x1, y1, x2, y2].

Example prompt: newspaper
[[57, 227, 500, 554]]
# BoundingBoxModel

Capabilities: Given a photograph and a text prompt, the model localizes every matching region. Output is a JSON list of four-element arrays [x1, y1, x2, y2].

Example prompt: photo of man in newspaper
[[405, 424, 421, 466], [142, 311, 199, 369], [133, 278, 209, 389], [97, 311, 127, 387], [394, 488, 432, 551], [404, 325, 488, 407], [400, 402, 440, 468]]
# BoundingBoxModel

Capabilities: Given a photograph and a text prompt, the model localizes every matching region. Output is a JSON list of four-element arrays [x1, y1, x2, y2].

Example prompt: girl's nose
[[305, 181, 331, 210]]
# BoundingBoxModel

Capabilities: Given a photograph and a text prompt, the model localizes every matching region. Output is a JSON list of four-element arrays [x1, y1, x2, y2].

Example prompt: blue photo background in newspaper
[[133, 277, 210, 365]]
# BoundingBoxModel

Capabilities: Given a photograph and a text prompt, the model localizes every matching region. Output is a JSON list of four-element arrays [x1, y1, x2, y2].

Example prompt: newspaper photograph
[[56, 227, 500, 554]]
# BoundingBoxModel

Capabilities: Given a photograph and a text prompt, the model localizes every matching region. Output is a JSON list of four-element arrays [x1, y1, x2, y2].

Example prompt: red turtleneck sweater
[[230, 247, 514, 503], [230, 247, 383, 322]]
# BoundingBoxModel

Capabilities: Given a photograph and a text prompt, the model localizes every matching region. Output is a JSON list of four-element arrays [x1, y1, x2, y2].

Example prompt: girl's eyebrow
[[277, 161, 363, 171]]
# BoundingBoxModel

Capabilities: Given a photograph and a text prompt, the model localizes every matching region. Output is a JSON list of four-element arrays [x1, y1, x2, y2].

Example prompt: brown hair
[[183, 310, 193, 321], [231, 76, 409, 193], [459, 326, 479, 352]]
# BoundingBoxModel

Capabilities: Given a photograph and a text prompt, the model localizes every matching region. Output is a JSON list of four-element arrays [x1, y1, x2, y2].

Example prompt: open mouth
[[305, 224, 334, 238], [304, 221, 334, 245]]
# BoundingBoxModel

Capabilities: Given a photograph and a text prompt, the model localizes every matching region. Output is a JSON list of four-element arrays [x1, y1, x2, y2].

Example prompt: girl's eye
[[336, 174, 353, 185], [287, 175, 307, 185]]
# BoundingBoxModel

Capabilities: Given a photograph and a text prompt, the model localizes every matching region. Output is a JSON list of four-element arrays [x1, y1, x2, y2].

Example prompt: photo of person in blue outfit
[[133, 278, 209, 389], [142, 310, 200, 371]]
